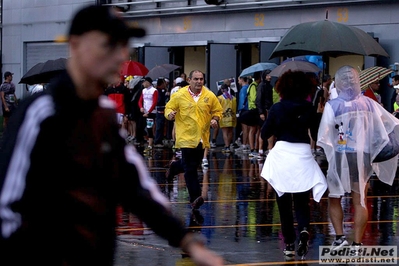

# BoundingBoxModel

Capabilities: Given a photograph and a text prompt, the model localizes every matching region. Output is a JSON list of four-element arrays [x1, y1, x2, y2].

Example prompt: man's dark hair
[[220, 84, 229, 91], [157, 78, 166, 87], [393, 75, 399, 81], [253, 71, 261, 81], [240, 76, 249, 82]]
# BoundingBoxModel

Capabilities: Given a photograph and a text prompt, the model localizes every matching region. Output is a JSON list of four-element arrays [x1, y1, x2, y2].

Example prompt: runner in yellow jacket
[[165, 74, 223, 149], [165, 70, 223, 210]]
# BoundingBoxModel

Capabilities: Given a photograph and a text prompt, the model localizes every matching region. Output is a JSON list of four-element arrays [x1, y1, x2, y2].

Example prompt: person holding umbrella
[[239, 71, 262, 157], [260, 70, 327, 261], [256, 69, 274, 158], [363, 80, 382, 105]]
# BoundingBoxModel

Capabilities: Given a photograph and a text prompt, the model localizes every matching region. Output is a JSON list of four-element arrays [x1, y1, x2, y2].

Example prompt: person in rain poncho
[[260, 70, 327, 260], [317, 65, 399, 249]]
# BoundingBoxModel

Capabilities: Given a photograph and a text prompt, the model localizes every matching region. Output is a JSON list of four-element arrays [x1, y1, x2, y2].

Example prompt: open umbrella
[[146, 64, 180, 79], [239, 62, 278, 77], [19, 58, 67, 85], [359, 66, 393, 90], [120, 60, 149, 77], [270, 20, 389, 59], [269, 60, 321, 77]]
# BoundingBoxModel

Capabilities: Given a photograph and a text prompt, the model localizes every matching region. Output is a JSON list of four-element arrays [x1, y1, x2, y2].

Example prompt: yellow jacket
[[165, 86, 223, 148]]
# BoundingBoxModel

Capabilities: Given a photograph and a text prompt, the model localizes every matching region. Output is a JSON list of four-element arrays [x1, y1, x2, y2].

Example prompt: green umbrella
[[270, 20, 389, 59]]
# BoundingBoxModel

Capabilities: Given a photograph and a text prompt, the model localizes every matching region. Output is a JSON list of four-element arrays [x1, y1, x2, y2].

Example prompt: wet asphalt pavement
[[113, 146, 399, 266]]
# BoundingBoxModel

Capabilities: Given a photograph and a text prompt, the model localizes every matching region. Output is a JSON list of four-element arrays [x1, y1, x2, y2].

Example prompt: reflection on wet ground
[[114, 147, 399, 266]]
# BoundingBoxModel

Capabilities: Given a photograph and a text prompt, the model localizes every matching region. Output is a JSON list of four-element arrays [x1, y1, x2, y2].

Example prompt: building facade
[[2, 0, 398, 108]]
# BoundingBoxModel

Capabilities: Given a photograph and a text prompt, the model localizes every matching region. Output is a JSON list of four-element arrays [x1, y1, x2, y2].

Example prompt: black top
[[0, 70, 187, 265], [256, 80, 273, 115], [261, 98, 322, 144]]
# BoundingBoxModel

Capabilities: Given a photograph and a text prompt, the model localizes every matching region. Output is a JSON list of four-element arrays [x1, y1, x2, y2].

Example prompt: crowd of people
[[1, 4, 399, 265], [103, 60, 399, 263]]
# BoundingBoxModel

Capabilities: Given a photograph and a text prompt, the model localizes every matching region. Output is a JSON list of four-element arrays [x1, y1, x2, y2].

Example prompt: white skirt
[[261, 141, 327, 202]]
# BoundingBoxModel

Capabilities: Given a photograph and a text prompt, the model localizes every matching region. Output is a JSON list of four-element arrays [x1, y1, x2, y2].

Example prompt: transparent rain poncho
[[317, 66, 399, 206]]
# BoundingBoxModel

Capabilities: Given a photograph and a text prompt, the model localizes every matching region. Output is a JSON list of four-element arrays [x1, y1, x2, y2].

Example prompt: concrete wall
[[2, 0, 94, 98], [130, 3, 398, 50], [3, 1, 399, 99]]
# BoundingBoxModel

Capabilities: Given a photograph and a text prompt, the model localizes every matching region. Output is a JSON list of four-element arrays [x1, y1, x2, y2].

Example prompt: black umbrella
[[270, 20, 389, 59], [19, 58, 67, 84]]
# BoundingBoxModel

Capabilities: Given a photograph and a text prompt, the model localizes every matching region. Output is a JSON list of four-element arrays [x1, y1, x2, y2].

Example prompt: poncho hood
[[335, 65, 361, 101]]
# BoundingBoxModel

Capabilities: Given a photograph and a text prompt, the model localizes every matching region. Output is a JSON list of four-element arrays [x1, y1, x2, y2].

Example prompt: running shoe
[[297, 230, 309, 259], [350, 242, 363, 257], [331, 236, 349, 250], [191, 196, 204, 210], [283, 243, 295, 261]]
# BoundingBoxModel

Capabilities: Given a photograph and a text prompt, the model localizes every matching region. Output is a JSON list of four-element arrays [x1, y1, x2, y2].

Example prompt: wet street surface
[[114, 146, 399, 266]]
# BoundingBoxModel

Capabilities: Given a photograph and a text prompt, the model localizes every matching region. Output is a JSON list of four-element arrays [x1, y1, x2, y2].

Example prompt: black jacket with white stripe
[[0, 71, 187, 265]]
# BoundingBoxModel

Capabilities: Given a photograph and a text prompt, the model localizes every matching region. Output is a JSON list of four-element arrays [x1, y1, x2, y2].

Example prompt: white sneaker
[[283, 243, 295, 261], [331, 236, 349, 251], [210, 142, 217, 148], [249, 151, 259, 157], [235, 145, 248, 152], [202, 159, 209, 168], [350, 243, 363, 257], [243, 145, 251, 153]]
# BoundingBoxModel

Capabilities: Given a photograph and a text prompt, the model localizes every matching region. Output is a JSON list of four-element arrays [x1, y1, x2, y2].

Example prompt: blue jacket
[[238, 84, 249, 112]]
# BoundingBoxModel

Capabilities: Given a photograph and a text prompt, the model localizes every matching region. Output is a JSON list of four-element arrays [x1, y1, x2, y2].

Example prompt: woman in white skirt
[[260, 70, 327, 260]]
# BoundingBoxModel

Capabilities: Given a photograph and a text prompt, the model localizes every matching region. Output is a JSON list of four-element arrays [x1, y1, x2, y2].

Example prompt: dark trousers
[[154, 112, 165, 144], [276, 191, 310, 244], [135, 115, 146, 142], [181, 143, 204, 203]]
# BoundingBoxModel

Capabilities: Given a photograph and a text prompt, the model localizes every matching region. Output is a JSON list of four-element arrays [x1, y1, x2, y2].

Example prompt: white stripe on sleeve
[[0, 96, 55, 238]]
